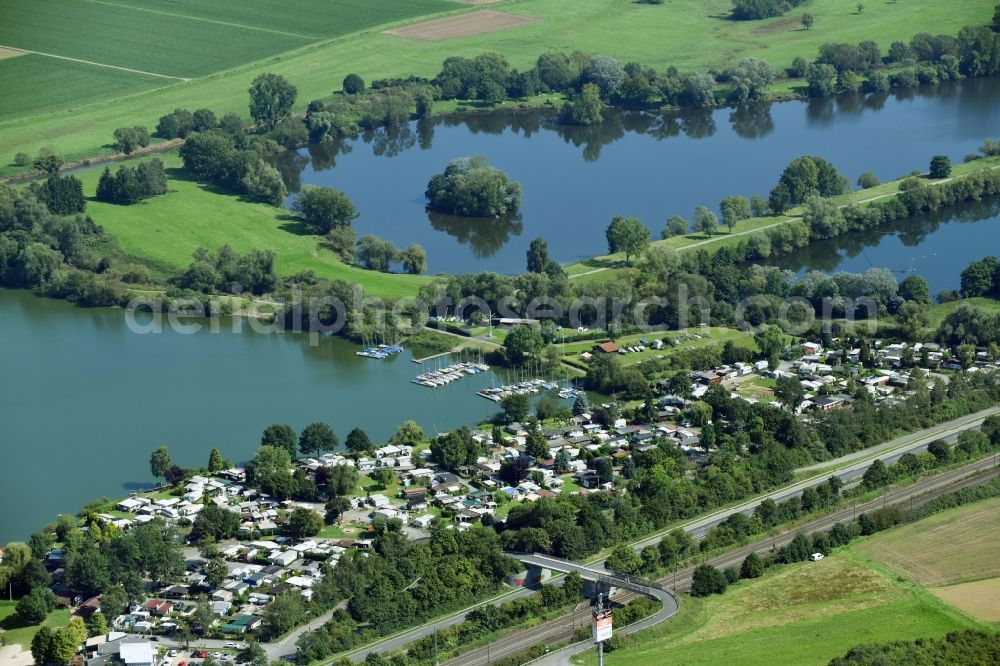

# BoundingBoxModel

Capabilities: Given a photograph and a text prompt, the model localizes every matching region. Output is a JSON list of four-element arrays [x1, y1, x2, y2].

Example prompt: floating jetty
[[477, 379, 555, 401], [412, 362, 490, 387], [477, 380, 584, 402], [356, 344, 404, 359]]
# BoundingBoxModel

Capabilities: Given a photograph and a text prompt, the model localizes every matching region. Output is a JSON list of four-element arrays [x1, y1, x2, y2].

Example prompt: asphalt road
[[453, 457, 1000, 666], [340, 407, 999, 663], [156, 407, 1000, 664]]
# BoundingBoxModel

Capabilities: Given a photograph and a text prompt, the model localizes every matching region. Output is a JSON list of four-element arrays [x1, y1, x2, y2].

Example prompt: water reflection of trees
[[362, 124, 416, 158], [771, 197, 1000, 274], [729, 103, 774, 139], [427, 211, 524, 258], [288, 105, 738, 172]]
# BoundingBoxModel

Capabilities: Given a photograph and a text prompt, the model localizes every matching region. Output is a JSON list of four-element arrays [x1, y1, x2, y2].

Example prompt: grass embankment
[[74, 153, 431, 299], [565, 155, 1000, 285], [580, 551, 985, 666], [1, 0, 994, 173]]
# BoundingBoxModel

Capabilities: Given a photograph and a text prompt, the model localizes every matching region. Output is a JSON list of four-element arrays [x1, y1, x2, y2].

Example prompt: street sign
[[592, 608, 612, 643]]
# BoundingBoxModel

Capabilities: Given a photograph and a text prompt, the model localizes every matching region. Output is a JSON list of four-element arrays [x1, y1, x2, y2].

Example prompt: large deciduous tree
[[605, 216, 650, 265], [299, 422, 337, 456], [248, 73, 297, 130], [292, 187, 358, 234]]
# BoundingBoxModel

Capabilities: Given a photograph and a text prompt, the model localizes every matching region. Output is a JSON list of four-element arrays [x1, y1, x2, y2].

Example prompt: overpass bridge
[[507, 552, 679, 636]]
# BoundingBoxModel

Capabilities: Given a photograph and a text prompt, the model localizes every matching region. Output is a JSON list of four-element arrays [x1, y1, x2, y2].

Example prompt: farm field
[[0, 0, 995, 173], [854, 496, 1000, 587], [76, 153, 432, 299], [0, 55, 167, 119], [589, 552, 983, 666], [932, 578, 1000, 623], [0, 0, 311, 77]]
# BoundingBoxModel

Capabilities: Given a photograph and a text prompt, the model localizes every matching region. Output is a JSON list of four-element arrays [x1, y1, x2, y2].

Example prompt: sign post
[[592, 594, 613, 666]]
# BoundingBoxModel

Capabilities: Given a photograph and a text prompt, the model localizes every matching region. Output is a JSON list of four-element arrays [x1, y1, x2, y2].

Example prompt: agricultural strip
[[854, 496, 1000, 587], [386, 10, 542, 41], [931, 578, 1000, 623], [97, 0, 458, 40], [0, 55, 167, 120], [0, 0, 310, 77], [1, 0, 994, 169]]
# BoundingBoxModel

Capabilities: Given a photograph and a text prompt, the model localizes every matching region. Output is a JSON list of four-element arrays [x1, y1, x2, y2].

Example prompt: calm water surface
[[4, 80, 1000, 539], [0, 288, 507, 541], [282, 78, 1000, 273]]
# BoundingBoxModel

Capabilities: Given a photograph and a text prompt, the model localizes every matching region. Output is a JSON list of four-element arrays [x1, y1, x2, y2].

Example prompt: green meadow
[[583, 552, 986, 666], [1, 0, 994, 172], [78, 153, 432, 299]]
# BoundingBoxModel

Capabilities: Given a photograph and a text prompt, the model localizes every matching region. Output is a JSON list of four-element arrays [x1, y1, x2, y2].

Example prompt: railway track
[[444, 458, 1000, 666]]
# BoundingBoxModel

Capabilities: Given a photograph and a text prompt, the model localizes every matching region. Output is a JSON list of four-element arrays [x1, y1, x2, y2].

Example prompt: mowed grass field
[[1, 0, 994, 171], [854, 496, 1000, 587], [77, 153, 432, 299], [589, 552, 983, 666], [0, 601, 72, 651], [855, 496, 1000, 624]]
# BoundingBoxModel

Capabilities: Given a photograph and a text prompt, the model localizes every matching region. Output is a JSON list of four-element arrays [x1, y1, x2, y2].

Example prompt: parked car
[[224, 643, 238, 648], [169, 651, 178, 658], [809, 552, 825, 561]]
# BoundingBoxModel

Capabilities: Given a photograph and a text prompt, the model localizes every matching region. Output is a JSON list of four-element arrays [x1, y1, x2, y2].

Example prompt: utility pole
[[596, 594, 605, 666]]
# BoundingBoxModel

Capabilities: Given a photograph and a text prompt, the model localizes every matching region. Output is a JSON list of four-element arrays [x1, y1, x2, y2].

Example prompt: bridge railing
[[506, 551, 665, 595]]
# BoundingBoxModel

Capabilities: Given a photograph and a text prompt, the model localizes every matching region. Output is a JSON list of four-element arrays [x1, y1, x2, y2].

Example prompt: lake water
[[5, 79, 1000, 541], [283, 78, 1000, 274], [768, 197, 1000, 295], [0, 288, 513, 542]]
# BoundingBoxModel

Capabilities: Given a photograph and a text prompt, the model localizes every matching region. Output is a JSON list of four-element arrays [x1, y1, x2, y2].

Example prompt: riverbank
[[0, 0, 992, 176], [564, 154, 1000, 286]]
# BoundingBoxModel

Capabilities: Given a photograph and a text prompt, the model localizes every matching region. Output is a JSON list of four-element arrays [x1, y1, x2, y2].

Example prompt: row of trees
[[730, 0, 806, 20], [799, 26, 1000, 97], [178, 129, 287, 205], [831, 630, 1000, 666]]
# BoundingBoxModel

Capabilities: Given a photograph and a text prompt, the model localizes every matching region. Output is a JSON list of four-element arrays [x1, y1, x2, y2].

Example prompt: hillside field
[[854, 496, 1000, 587], [1, 0, 995, 173], [584, 552, 983, 666]]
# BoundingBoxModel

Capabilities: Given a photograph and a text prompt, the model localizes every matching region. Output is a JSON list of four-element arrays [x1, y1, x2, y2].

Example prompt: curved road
[[515, 553, 679, 629], [236, 407, 997, 664], [453, 457, 1000, 666]]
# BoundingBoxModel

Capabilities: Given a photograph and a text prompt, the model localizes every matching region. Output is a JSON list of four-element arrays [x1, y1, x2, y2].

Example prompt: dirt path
[[0, 43, 191, 81], [568, 168, 1000, 279], [0, 645, 33, 666]]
